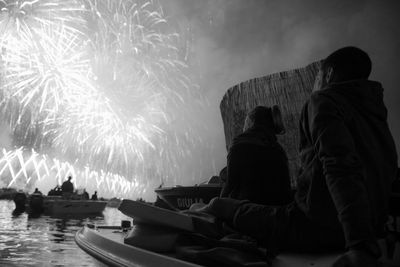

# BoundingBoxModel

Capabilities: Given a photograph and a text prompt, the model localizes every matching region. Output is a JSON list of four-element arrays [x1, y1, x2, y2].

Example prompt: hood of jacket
[[320, 79, 387, 121]]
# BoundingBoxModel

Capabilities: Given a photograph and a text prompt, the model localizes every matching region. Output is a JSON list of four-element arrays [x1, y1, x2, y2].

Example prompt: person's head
[[34, 188, 38, 192], [95, 191, 97, 194], [68, 176, 72, 181], [313, 46, 372, 91], [243, 105, 285, 134]]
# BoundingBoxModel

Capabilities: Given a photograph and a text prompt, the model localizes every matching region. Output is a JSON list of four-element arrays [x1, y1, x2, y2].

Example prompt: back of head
[[322, 46, 371, 82], [243, 105, 285, 134], [247, 106, 274, 128]]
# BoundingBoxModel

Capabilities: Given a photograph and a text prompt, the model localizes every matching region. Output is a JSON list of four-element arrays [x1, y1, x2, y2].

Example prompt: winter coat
[[221, 125, 293, 205], [295, 79, 398, 248]]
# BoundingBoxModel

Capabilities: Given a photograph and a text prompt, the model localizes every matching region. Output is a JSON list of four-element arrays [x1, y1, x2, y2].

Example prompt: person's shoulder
[[309, 89, 342, 111], [303, 90, 338, 113], [310, 89, 335, 102]]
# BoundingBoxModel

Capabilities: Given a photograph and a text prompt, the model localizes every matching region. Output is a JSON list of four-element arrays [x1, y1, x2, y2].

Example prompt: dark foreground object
[[75, 225, 400, 267], [75, 199, 400, 267]]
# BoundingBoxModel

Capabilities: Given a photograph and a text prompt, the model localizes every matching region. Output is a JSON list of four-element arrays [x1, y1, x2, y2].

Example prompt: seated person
[[48, 185, 63, 196], [220, 105, 292, 205], [82, 189, 89, 200], [194, 47, 398, 267], [91, 191, 98, 200]]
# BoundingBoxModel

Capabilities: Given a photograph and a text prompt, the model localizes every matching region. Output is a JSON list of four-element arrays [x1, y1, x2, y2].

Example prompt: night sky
[[163, 0, 400, 173]]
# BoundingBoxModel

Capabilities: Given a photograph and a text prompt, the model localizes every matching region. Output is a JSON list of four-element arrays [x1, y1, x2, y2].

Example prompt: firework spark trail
[[56, 0, 198, 181], [0, 0, 204, 197], [0, 0, 87, 34], [1, 24, 90, 121], [0, 1, 90, 149], [0, 147, 146, 197]]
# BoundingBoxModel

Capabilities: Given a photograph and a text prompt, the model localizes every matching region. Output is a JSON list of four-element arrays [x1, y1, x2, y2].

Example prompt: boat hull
[[76, 225, 400, 267], [42, 198, 107, 215], [75, 226, 200, 267]]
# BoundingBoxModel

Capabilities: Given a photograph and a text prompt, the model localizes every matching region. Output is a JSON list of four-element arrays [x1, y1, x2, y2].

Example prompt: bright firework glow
[[0, 147, 146, 198], [0, 0, 205, 199]]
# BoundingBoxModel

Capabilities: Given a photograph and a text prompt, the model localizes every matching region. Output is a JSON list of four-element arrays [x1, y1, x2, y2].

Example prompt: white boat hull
[[42, 198, 107, 215], [75, 226, 200, 267]]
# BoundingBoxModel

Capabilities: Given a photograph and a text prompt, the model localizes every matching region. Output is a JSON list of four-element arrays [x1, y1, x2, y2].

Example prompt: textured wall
[[220, 61, 321, 183]]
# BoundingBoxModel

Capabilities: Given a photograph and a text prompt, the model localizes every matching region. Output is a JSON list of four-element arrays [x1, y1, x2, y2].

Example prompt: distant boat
[[106, 197, 122, 208], [39, 196, 107, 215], [13, 193, 107, 215], [154, 183, 222, 210], [0, 187, 18, 200]]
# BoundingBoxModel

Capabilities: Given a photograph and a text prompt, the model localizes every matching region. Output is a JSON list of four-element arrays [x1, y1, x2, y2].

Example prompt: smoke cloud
[[162, 0, 400, 175]]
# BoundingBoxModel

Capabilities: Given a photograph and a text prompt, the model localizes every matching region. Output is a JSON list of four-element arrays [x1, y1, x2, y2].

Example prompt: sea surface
[[0, 199, 129, 266]]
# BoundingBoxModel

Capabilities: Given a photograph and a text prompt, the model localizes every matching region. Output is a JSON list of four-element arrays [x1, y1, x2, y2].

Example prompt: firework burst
[[0, 0, 204, 198]]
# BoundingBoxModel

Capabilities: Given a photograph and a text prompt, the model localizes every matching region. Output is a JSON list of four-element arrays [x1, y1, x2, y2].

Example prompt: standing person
[[33, 188, 42, 195], [220, 105, 293, 205], [194, 47, 398, 266], [61, 176, 74, 198]]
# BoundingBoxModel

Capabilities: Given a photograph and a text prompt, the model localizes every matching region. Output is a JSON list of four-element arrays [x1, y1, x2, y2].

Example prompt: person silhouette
[[91, 191, 98, 200]]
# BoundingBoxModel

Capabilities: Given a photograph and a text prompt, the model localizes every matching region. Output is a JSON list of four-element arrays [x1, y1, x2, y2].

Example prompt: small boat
[[155, 181, 222, 210], [107, 197, 123, 208], [13, 193, 107, 215], [0, 187, 18, 200]]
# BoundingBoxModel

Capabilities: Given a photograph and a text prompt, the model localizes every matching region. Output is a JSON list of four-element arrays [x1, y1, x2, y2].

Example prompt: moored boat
[[40, 196, 107, 215], [13, 193, 107, 215], [155, 184, 222, 210], [0, 187, 18, 200]]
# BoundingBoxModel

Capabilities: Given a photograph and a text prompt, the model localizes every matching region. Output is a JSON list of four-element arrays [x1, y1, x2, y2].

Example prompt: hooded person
[[194, 46, 398, 266], [220, 105, 293, 205]]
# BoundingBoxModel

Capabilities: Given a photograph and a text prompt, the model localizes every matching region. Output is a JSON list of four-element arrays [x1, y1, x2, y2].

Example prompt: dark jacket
[[295, 80, 398, 248], [221, 125, 292, 205]]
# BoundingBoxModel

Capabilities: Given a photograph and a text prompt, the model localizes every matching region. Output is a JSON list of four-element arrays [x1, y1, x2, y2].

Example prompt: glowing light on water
[[0, 0, 203, 198]]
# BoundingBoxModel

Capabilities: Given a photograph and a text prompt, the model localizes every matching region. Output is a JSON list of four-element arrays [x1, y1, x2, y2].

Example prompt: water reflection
[[0, 200, 127, 266]]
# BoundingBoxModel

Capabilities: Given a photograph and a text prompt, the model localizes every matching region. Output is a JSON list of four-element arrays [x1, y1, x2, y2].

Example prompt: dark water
[[0, 200, 128, 266]]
